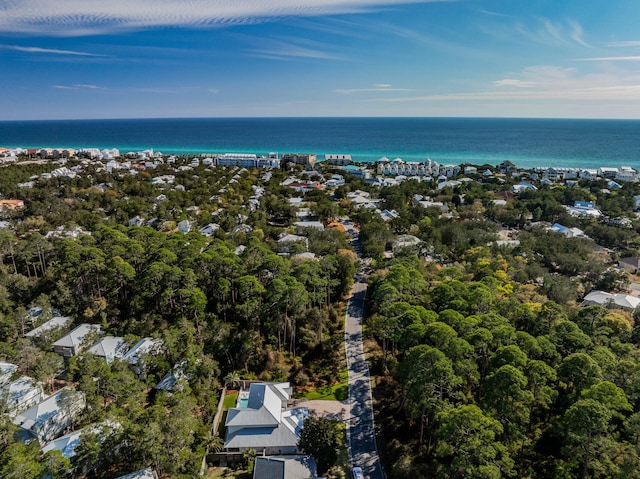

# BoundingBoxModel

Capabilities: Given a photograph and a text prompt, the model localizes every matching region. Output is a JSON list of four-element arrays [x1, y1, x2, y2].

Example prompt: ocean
[[0, 117, 639, 170]]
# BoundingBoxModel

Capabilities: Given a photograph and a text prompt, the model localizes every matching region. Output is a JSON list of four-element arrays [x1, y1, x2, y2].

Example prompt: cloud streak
[[334, 84, 412, 94], [53, 83, 105, 90], [371, 64, 640, 103], [0, 0, 448, 36], [1, 44, 106, 56]]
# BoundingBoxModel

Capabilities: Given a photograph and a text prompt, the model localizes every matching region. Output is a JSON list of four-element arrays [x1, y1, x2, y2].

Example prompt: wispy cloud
[[494, 79, 537, 87], [0, 0, 449, 36], [249, 36, 348, 61], [575, 56, 640, 62], [477, 8, 509, 18], [568, 20, 589, 47], [515, 18, 590, 48], [608, 41, 640, 48], [334, 83, 412, 94], [53, 84, 105, 90], [371, 64, 640, 103], [1, 44, 107, 56]]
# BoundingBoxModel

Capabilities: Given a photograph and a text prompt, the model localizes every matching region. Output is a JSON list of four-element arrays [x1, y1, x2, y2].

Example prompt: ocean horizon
[[1, 117, 639, 171]]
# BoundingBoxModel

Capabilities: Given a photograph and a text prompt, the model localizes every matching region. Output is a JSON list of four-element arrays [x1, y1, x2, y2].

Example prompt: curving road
[[342, 218, 385, 479]]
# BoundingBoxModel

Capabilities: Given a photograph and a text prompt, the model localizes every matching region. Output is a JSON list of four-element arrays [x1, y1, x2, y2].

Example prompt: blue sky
[[1, 0, 640, 120]]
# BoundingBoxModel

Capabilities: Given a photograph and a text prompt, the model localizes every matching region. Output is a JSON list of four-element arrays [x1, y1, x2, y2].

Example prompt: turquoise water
[[238, 397, 249, 408], [1, 117, 639, 170]]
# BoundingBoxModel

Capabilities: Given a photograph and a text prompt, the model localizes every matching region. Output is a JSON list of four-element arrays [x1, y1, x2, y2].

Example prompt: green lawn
[[223, 391, 238, 410], [295, 371, 349, 401]]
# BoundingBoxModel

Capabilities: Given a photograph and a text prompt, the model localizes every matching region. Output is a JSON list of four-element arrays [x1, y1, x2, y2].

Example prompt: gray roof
[[52, 323, 101, 350], [25, 316, 73, 338], [224, 382, 306, 450], [0, 361, 17, 386], [41, 420, 121, 459], [1, 376, 44, 415], [115, 468, 159, 479], [122, 338, 162, 365], [88, 336, 127, 363], [13, 387, 85, 443], [254, 456, 318, 479]]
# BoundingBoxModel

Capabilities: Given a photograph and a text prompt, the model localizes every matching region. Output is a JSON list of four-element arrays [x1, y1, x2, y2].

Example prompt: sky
[[1, 0, 640, 120]]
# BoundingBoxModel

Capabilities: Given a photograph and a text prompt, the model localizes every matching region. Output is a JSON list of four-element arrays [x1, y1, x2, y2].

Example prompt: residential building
[[619, 257, 640, 275], [1, 376, 45, 416], [617, 166, 637, 182], [294, 221, 324, 232], [122, 338, 163, 379], [324, 154, 352, 166], [549, 223, 588, 239], [224, 382, 308, 455], [581, 290, 640, 311], [41, 420, 121, 460], [199, 223, 221, 237], [24, 316, 73, 339], [599, 167, 619, 178], [0, 362, 17, 388], [341, 165, 369, 179], [215, 153, 280, 169], [253, 456, 318, 479], [115, 468, 159, 479], [13, 387, 86, 444], [282, 153, 317, 168], [177, 220, 191, 234], [566, 200, 602, 218], [88, 336, 127, 364], [52, 324, 101, 358], [277, 234, 309, 253], [128, 216, 145, 227]]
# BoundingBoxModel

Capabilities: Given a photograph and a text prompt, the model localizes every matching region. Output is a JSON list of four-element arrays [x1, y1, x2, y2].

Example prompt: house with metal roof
[[253, 455, 318, 479], [13, 387, 86, 444], [581, 290, 640, 311], [0, 361, 17, 388], [88, 336, 127, 364], [122, 338, 163, 379], [24, 316, 73, 339], [41, 420, 121, 460], [52, 324, 101, 358], [1, 376, 45, 417], [224, 382, 308, 455], [115, 468, 159, 479]]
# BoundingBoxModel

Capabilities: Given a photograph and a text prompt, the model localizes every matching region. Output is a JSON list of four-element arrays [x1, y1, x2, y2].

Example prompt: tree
[[397, 345, 462, 448], [298, 417, 345, 475], [0, 442, 43, 479], [563, 399, 613, 479], [435, 404, 514, 478]]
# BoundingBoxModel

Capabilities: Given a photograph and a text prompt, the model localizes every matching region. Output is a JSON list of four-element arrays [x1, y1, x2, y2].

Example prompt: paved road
[[342, 218, 385, 479]]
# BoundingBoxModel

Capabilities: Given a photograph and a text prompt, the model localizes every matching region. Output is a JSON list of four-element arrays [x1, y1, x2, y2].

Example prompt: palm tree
[[224, 371, 241, 390]]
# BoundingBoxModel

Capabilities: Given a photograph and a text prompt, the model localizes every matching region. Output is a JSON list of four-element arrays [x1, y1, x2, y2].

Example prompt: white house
[[123, 338, 163, 379], [115, 468, 159, 479], [199, 223, 221, 237], [88, 336, 127, 364], [177, 220, 191, 234], [0, 362, 17, 388], [1, 376, 45, 417], [52, 324, 101, 358], [41, 420, 121, 459], [13, 387, 86, 444], [581, 290, 640, 311], [224, 382, 308, 455]]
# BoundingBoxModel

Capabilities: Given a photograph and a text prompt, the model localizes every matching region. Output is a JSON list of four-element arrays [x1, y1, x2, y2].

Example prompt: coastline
[[1, 117, 639, 171]]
